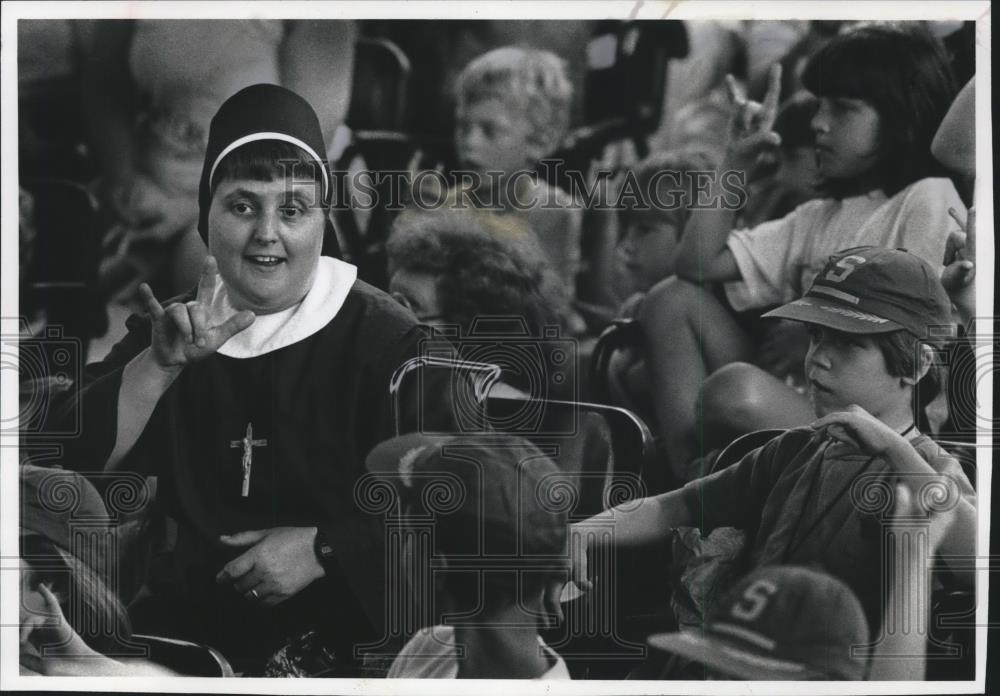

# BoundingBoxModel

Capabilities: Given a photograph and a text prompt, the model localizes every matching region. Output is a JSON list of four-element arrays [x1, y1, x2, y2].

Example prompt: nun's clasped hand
[[215, 527, 326, 607], [140, 256, 255, 370]]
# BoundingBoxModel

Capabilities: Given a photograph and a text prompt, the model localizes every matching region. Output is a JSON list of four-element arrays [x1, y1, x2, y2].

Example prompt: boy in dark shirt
[[569, 247, 976, 636]]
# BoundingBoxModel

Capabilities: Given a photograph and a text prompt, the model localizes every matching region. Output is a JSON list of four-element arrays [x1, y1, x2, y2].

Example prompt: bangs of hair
[[802, 27, 894, 101], [210, 139, 325, 196], [802, 24, 948, 100]]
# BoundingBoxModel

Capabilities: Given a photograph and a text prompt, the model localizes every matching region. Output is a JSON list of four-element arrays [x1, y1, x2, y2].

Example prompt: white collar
[[209, 256, 358, 358]]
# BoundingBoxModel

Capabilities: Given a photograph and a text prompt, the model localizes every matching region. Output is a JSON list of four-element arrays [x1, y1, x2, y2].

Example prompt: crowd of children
[[17, 17, 981, 682]]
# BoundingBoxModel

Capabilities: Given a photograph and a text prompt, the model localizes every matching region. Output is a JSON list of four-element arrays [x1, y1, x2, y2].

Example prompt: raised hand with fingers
[[724, 64, 783, 179], [941, 206, 976, 325], [141, 255, 255, 370]]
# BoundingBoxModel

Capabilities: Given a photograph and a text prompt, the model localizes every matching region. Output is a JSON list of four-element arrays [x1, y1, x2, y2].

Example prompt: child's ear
[[902, 343, 935, 386]]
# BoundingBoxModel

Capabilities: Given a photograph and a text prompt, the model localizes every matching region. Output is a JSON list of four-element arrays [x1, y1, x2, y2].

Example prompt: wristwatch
[[313, 525, 340, 577]]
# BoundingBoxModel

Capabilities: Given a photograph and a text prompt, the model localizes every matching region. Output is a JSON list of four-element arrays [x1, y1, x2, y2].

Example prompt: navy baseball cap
[[648, 565, 870, 680], [365, 433, 567, 560], [764, 246, 954, 344]]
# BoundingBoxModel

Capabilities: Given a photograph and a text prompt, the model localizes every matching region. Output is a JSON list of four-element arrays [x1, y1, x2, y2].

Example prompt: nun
[[49, 84, 456, 674]]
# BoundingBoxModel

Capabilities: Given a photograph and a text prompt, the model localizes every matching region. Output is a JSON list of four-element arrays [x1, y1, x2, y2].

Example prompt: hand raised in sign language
[[724, 64, 783, 180], [941, 205, 976, 326], [139, 255, 255, 369]]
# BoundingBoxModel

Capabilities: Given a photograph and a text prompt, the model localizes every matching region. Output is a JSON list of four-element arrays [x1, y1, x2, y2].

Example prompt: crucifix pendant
[[230, 422, 268, 497]]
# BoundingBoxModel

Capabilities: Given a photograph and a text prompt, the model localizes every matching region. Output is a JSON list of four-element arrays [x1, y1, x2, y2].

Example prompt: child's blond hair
[[455, 46, 572, 158]]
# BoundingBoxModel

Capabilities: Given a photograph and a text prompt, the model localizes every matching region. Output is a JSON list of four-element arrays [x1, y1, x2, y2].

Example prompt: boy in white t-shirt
[[366, 434, 571, 679]]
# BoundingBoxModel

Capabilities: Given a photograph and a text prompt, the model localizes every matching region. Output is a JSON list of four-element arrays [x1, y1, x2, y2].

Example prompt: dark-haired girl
[[636, 24, 967, 478]]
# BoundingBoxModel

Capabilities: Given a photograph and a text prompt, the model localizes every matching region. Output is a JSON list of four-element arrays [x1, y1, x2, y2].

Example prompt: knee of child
[[700, 362, 771, 427], [638, 276, 706, 325]]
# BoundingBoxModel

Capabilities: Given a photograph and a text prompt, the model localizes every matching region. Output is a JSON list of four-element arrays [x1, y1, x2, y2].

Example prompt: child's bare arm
[[568, 489, 694, 591], [867, 483, 951, 680], [812, 406, 977, 587], [674, 67, 782, 284], [674, 207, 742, 283], [109, 260, 254, 470]]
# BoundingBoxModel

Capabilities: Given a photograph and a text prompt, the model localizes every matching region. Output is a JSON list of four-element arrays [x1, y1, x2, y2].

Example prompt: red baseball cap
[[763, 246, 954, 344]]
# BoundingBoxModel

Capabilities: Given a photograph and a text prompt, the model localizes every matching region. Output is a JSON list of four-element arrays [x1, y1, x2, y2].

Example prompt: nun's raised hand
[[140, 256, 255, 369]]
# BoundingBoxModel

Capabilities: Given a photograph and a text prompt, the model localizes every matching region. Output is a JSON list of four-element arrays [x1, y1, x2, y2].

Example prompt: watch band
[[313, 525, 340, 576]]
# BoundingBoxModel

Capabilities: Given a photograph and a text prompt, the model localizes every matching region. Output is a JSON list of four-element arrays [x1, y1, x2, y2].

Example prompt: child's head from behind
[[764, 247, 952, 424], [615, 149, 716, 296], [386, 209, 566, 334], [366, 434, 569, 622], [454, 47, 572, 174], [802, 23, 956, 196]]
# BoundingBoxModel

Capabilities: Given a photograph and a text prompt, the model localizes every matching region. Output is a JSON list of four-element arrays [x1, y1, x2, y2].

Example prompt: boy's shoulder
[[725, 427, 821, 473], [908, 434, 974, 485], [769, 426, 822, 454]]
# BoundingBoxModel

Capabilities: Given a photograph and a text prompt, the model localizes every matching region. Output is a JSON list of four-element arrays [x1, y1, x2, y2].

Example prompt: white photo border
[[1, 2, 992, 694]]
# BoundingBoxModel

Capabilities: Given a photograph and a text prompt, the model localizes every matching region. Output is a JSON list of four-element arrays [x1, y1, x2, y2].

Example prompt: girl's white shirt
[[724, 177, 964, 312]]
